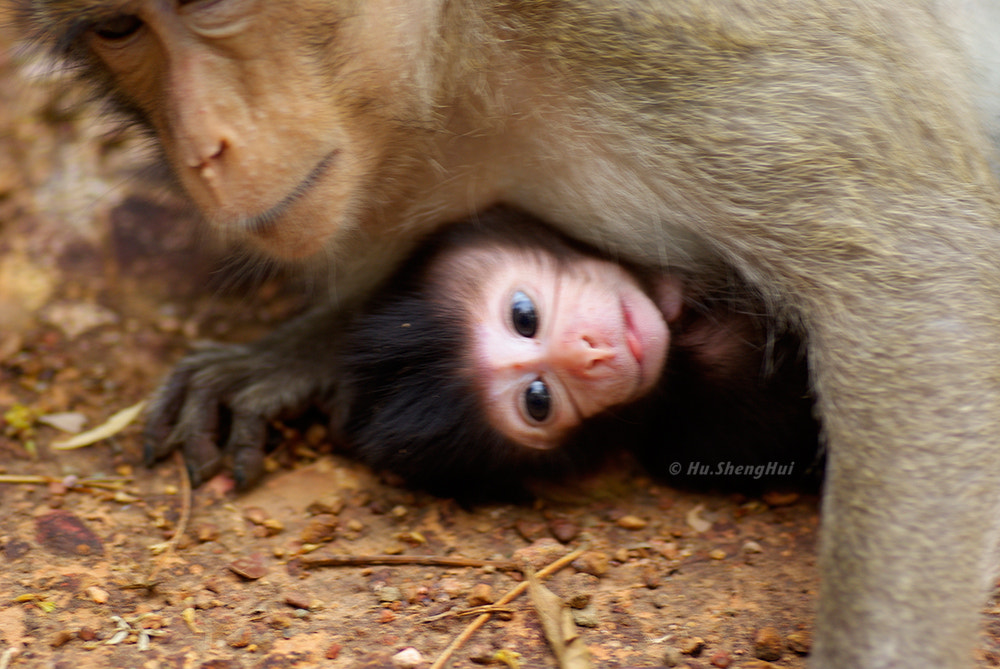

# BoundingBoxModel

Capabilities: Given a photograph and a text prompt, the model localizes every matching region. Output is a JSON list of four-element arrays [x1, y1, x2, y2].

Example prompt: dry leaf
[[51, 401, 147, 450], [38, 412, 88, 433], [526, 569, 592, 669], [685, 503, 713, 533]]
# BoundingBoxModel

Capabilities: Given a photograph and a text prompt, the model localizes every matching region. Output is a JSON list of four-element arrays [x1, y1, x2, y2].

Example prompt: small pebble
[[378, 586, 404, 603], [662, 647, 684, 667], [762, 491, 799, 507], [709, 548, 727, 560], [786, 630, 812, 654], [465, 643, 494, 664], [307, 494, 345, 516], [243, 507, 270, 525], [640, 563, 661, 588], [267, 613, 293, 629], [571, 604, 600, 628], [49, 630, 74, 647], [616, 515, 648, 530], [753, 627, 784, 661], [227, 627, 252, 648], [196, 523, 220, 542], [392, 647, 424, 669], [467, 583, 494, 606], [284, 592, 313, 610], [548, 517, 580, 543], [514, 519, 548, 542], [513, 538, 569, 570], [86, 586, 109, 604], [709, 650, 732, 667], [439, 578, 467, 598], [261, 518, 284, 535], [650, 540, 680, 560], [680, 636, 705, 656], [572, 551, 610, 577], [229, 553, 268, 580], [300, 514, 338, 544], [742, 541, 763, 554]]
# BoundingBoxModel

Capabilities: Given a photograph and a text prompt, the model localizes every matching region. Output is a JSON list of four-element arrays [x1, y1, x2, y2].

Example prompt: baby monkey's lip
[[622, 300, 645, 367]]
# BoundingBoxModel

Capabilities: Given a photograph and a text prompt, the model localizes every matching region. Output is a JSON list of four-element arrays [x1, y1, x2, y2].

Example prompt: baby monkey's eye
[[92, 14, 143, 40], [511, 291, 538, 337], [524, 379, 551, 422]]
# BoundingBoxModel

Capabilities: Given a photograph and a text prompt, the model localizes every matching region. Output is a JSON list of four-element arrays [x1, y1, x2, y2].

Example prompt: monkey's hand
[[143, 307, 346, 487]]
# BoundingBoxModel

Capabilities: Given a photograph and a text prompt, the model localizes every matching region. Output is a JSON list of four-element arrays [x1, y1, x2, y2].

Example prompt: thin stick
[[423, 604, 515, 623], [143, 451, 193, 584], [301, 554, 518, 571], [0, 474, 132, 489], [428, 546, 586, 669]]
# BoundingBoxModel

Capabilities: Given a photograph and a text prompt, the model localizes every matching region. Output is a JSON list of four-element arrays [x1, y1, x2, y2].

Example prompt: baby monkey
[[340, 209, 820, 498]]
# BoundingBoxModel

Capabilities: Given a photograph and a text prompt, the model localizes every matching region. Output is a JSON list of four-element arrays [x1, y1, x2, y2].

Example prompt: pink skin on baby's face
[[457, 246, 675, 449]]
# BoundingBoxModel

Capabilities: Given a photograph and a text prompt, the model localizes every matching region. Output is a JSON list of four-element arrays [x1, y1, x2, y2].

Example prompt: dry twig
[[0, 474, 131, 490], [140, 451, 193, 586], [429, 546, 586, 669], [301, 554, 518, 571]]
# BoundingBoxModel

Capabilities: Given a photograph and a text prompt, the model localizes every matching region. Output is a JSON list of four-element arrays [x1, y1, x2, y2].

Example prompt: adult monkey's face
[[63, 0, 445, 258]]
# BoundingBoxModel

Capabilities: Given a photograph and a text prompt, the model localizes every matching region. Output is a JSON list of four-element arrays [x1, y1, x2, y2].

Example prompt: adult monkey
[[15, 1, 1000, 667]]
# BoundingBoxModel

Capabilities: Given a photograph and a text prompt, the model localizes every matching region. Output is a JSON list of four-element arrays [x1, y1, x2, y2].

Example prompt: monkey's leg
[[804, 270, 1000, 668], [143, 306, 346, 487]]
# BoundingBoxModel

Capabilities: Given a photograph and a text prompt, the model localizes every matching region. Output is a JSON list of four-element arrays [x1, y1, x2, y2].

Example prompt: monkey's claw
[[142, 308, 345, 487]]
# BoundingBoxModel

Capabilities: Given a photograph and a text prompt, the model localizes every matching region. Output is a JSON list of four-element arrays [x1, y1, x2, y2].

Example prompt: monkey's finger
[[163, 386, 224, 488], [143, 363, 198, 465], [225, 411, 268, 489]]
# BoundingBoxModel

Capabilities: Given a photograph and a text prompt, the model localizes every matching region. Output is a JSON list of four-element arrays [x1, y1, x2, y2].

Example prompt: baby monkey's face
[[460, 247, 670, 450]]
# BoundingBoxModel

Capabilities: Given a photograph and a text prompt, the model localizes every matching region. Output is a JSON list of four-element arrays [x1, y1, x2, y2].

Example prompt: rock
[[391, 647, 424, 669], [467, 583, 495, 606], [680, 636, 705, 656], [549, 517, 581, 543], [300, 514, 339, 544], [616, 515, 648, 530], [377, 586, 403, 603], [571, 604, 601, 628], [513, 538, 569, 570], [786, 630, 812, 654], [229, 553, 268, 580], [761, 491, 799, 507], [572, 550, 610, 577], [307, 494, 345, 516], [709, 650, 732, 667], [753, 627, 784, 661]]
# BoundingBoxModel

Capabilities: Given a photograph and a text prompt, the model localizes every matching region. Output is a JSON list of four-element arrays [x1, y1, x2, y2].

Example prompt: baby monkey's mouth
[[622, 300, 644, 367]]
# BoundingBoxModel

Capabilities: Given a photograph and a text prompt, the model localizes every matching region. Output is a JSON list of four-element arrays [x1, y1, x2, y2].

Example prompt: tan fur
[[15, 0, 1000, 666]]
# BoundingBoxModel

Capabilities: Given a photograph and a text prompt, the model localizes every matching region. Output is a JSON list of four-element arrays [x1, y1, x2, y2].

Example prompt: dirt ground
[[2, 28, 999, 669]]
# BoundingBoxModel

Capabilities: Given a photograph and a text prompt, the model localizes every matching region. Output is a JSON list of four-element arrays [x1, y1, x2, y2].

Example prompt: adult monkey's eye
[[524, 379, 551, 422], [93, 14, 143, 40], [511, 291, 538, 337]]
